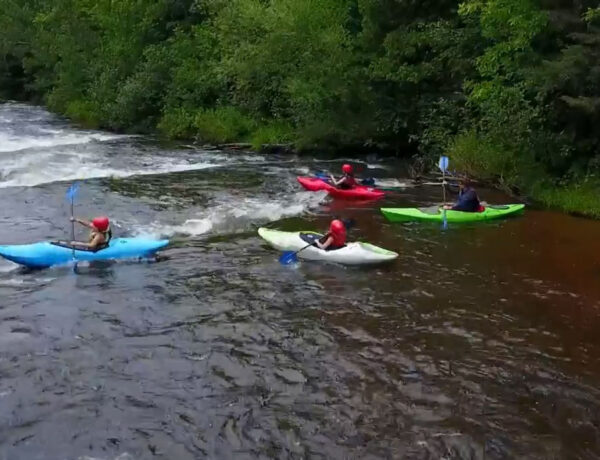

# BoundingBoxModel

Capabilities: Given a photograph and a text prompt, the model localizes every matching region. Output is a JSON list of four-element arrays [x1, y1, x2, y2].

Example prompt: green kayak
[[381, 204, 525, 223]]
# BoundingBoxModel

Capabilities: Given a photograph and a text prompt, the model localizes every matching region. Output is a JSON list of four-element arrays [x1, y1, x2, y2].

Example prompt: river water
[[1, 103, 600, 459]]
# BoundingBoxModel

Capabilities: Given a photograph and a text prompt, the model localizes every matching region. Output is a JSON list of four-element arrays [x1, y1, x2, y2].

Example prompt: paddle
[[66, 182, 79, 267], [279, 239, 323, 265], [278, 218, 356, 265], [438, 156, 449, 230]]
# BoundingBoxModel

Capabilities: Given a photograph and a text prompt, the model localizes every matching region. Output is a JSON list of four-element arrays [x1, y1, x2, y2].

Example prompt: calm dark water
[[1, 103, 600, 459]]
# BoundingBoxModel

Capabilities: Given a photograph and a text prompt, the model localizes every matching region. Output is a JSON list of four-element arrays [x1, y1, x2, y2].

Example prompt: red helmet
[[342, 164, 353, 174], [329, 219, 346, 236], [92, 216, 110, 232]]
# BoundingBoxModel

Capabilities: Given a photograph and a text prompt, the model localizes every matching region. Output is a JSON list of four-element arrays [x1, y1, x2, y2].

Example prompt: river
[[0, 103, 599, 459]]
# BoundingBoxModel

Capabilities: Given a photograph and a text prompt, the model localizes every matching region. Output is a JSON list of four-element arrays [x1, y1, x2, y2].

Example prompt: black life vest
[[90, 227, 112, 250]]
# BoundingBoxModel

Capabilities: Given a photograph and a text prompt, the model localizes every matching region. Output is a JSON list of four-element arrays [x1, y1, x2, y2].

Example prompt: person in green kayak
[[69, 216, 112, 250], [330, 164, 358, 190], [443, 177, 482, 212], [316, 219, 347, 250]]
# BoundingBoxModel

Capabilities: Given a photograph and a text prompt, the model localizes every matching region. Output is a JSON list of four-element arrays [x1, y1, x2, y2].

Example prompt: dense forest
[[1, 0, 600, 215]]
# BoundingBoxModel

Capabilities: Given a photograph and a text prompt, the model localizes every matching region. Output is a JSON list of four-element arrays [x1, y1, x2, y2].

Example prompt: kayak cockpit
[[299, 232, 323, 245]]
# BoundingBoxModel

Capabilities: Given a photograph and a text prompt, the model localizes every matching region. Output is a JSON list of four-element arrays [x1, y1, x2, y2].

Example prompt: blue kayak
[[0, 238, 169, 269]]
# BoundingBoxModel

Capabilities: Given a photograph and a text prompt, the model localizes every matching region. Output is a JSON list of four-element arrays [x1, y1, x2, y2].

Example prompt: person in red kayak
[[330, 164, 357, 190], [316, 219, 346, 251], [70, 216, 112, 250]]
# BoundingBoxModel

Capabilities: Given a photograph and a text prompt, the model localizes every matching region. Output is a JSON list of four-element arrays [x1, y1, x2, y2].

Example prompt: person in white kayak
[[316, 219, 347, 250]]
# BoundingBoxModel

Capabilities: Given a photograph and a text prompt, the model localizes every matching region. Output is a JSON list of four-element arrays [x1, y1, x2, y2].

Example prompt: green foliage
[[158, 107, 197, 139], [193, 106, 255, 144], [533, 180, 600, 218], [584, 7, 600, 25], [250, 121, 294, 151], [448, 130, 517, 183], [2, 0, 600, 215]]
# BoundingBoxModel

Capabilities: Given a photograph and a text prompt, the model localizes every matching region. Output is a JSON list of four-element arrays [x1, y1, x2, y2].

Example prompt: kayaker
[[316, 219, 346, 251], [443, 177, 481, 212], [330, 164, 357, 189], [70, 216, 112, 250]]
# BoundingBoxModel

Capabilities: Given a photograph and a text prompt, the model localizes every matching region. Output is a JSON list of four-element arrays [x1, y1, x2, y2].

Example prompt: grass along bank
[[446, 131, 600, 219]]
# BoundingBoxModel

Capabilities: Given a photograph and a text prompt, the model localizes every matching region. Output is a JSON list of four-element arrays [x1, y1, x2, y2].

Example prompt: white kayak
[[258, 228, 398, 265]]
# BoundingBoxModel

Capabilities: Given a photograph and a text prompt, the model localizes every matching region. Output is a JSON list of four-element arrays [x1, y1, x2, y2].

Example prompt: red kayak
[[297, 177, 385, 200]]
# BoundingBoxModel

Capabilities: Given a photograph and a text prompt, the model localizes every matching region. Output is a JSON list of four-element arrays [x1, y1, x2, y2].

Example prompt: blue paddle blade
[[438, 156, 449, 173], [279, 251, 298, 265], [315, 172, 329, 181], [442, 209, 448, 230], [66, 182, 79, 201]]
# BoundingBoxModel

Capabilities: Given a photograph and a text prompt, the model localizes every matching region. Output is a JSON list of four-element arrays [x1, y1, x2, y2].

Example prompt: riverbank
[[5, 93, 600, 219], [445, 139, 600, 219], [211, 137, 600, 220]]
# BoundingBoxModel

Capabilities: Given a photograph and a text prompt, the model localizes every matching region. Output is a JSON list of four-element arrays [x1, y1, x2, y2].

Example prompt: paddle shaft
[[440, 158, 448, 229], [290, 232, 331, 258], [70, 200, 75, 241], [442, 169, 447, 204], [70, 197, 76, 261], [293, 242, 314, 257]]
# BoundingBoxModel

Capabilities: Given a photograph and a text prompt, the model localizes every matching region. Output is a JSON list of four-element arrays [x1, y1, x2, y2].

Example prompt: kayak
[[297, 177, 385, 200], [380, 204, 525, 223], [0, 238, 169, 269], [258, 227, 398, 265]]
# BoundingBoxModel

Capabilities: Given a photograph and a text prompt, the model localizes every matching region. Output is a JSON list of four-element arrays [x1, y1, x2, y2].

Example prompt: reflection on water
[[0, 104, 600, 459]]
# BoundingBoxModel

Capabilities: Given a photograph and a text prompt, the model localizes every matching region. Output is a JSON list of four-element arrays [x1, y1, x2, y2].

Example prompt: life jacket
[[339, 174, 357, 189], [330, 229, 346, 248], [453, 187, 480, 212], [90, 227, 112, 248]]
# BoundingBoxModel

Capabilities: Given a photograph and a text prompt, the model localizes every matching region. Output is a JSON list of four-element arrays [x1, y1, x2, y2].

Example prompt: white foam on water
[[137, 191, 326, 238], [0, 262, 18, 273], [376, 178, 411, 188], [0, 128, 125, 154], [0, 103, 242, 188], [0, 156, 222, 188], [366, 163, 392, 170], [295, 166, 311, 175]]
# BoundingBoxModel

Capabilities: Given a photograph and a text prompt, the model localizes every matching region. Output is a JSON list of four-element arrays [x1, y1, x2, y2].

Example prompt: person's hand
[[69, 217, 75, 222], [442, 205, 452, 210]]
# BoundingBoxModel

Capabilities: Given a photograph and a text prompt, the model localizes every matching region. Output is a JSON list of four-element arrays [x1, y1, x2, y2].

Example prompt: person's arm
[[70, 217, 94, 229], [330, 175, 344, 186], [316, 235, 333, 250]]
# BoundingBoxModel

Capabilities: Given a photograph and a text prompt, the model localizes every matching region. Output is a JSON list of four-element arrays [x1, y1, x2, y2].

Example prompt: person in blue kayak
[[316, 219, 346, 250], [69, 216, 112, 250], [443, 177, 481, 212], [330, 164, 357, 189]]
